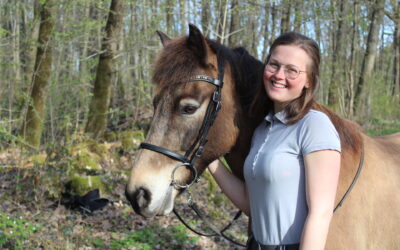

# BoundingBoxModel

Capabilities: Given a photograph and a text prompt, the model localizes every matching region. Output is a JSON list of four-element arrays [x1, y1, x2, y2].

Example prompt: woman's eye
[[182, 105, 198, 114], [270, 63, 279, 69]]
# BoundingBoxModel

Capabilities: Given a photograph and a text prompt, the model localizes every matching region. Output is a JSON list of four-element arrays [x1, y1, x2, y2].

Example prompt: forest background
[[0, 0, 399, 249], [0, 0, 399, 148]]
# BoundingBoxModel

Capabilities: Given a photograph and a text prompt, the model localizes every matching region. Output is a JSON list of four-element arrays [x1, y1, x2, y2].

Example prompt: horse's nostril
[[125, 186, 151, 214], [136, 188, 148, 207]]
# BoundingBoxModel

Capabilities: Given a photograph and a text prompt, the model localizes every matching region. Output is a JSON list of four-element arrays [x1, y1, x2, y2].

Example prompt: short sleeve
[[299, 111, 341, 155]]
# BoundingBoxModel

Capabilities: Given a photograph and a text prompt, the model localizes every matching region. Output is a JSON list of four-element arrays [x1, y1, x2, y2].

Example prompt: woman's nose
[[273, 67, 286, 79]]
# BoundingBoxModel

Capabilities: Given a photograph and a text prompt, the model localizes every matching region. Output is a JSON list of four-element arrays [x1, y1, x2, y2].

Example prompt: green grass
[[0, 213, 42, 249], [110, 224, 199, 250]]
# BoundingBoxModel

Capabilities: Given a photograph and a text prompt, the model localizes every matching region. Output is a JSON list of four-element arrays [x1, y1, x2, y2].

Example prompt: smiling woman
[[208, 32, 342, 250]]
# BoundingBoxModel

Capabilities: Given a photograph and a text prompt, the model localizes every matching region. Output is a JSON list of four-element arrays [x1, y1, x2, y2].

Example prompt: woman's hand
[[207, 159, 220, 174]]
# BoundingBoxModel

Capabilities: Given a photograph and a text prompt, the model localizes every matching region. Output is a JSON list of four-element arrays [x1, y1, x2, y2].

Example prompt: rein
[[140, 55, 246, 247], [334, 143, 365, 213]]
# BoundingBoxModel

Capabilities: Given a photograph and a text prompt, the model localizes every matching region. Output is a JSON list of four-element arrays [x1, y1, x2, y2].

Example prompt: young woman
[[208, 33, 341, 250]]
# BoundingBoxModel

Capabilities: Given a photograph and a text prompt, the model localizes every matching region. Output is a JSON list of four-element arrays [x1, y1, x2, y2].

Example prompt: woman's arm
[[208, 159, 250, 215], [300, 150, 341, 250]]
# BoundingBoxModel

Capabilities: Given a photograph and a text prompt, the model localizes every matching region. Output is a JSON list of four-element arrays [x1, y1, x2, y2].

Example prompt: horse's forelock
[[152, 37, 202, 87]]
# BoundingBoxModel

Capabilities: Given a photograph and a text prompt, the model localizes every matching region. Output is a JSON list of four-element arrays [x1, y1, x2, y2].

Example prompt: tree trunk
[[312, 1, 322, 46], [347, 1, 360, 116], [85, 0, 124, 138], [328, 0, 349, 111], [249, 17, 258, 56], [21, 0, 55, 148], [216, 0, 228, 44], [21, 0, 40, 88], [354, 0, 385, 114], [10, 0, 21, 132], [293, 0, 303, 32], [228, 0, 239, 48], [269, 2, 277, 47], [261, 3, 270, 61], [201, 0, 211, 36], [165, 0, 174, 35], [394, 22, 400, 99], [179, 0, 186, 34], [280, 0, 291, 34], [386, 0, 400, 100]]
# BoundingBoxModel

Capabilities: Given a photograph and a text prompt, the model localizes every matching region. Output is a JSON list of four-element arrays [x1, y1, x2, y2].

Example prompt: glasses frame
[[265, 59, 307, 80]]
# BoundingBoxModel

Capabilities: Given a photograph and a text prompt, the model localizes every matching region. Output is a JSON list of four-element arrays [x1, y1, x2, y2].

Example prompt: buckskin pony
[[125, 24, 400, 249]]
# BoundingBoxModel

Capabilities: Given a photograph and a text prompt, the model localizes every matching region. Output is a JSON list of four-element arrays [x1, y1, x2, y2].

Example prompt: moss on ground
[[69, 150, 102, 173], [67, 175, 108, 196], [119, 130, 145, 151]]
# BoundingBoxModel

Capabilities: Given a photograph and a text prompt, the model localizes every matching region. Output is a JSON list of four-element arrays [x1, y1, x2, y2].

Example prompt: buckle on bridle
[[212, 91, 221, 102], [170, 163, 198, 189], [195, 145, 205, 157]]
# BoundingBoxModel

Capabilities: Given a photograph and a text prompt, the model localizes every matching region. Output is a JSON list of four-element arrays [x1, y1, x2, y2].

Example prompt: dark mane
[[207, 41, 266, 111]]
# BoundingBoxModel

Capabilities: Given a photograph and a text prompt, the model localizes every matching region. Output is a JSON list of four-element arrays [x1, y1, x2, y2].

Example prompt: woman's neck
[[273, 102, 287, 113]]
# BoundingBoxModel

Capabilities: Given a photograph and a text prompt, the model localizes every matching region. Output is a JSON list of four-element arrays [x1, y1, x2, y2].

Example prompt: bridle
[[139, 55, 246, 247]]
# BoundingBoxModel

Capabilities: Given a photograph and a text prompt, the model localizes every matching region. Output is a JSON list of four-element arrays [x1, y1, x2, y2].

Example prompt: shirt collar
[[265, 110, 289, 125]]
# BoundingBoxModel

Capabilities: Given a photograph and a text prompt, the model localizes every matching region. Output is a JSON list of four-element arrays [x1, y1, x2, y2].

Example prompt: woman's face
[[263, 45, 311, 112]]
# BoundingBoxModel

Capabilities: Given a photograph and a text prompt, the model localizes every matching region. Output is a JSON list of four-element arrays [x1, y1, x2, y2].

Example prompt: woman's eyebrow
[[269, 58, 298, 67]]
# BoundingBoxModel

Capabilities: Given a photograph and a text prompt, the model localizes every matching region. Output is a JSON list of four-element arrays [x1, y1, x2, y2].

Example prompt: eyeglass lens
[[266, 62, 301, 80]]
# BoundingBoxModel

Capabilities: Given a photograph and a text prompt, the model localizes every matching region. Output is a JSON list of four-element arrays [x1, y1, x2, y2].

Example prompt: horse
[[125, 24, 400, 249]]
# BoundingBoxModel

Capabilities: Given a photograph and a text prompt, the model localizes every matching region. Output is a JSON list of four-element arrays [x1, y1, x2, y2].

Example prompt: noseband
[[140, 57, 225, 190]]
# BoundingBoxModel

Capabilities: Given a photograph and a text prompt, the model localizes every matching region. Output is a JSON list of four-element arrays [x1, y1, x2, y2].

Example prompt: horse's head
[[125, 24, 241, 217]]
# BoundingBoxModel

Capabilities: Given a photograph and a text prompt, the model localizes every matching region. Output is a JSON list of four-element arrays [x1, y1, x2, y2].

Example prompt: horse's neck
[[223, 51, 269, 179], [224, 94, 268, 180]]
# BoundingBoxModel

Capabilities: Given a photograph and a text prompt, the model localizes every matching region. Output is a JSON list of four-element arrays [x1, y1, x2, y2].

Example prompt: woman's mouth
[[272, 80, 287, 89]]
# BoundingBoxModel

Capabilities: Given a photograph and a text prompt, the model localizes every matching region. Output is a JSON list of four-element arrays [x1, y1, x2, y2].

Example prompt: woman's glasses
[[265, 61, 306, 80]]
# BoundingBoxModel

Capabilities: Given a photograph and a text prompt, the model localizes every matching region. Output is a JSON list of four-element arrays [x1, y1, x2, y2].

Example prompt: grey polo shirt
[[243, 109, 341, 245]]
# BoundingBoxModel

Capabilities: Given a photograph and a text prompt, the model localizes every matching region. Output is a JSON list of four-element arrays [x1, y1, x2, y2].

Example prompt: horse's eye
[[182, 105, 198, 115]]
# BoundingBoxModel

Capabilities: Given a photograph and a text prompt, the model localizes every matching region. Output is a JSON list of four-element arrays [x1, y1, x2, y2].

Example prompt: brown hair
[[266, 32, 320, 124]]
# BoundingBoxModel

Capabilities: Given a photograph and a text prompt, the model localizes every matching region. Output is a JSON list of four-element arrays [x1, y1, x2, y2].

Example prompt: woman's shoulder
[[297, 110, 341, 154], [297, 109, 339, 138], [304, 109, 330, 119], [298, 109, 333, 127]]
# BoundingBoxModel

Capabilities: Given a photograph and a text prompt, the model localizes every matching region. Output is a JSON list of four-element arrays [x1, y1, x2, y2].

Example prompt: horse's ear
[[187, 24, 208, 65], [156, 31, 171, 47]]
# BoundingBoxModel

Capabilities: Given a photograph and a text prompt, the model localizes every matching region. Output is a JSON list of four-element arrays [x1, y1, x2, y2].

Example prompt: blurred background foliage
[[0, 0, 398, 150]]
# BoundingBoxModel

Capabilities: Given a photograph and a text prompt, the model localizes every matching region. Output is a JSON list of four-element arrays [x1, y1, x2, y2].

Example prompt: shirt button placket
[[252, 120, 273, 178]]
